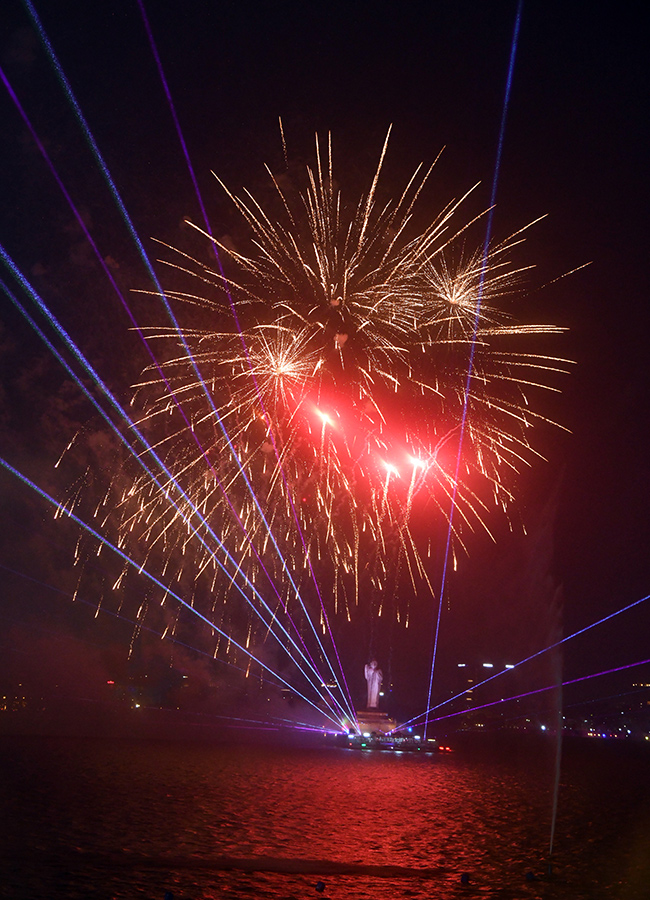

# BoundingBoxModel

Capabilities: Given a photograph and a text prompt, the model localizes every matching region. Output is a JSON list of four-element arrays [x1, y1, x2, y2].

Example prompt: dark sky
[[0, 1, 648, 726]]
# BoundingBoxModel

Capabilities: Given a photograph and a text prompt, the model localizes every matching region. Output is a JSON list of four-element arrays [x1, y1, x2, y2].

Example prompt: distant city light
[[482, 663, 494, 668], [457, 663, 466, 667], [505, 664, 514, 669]]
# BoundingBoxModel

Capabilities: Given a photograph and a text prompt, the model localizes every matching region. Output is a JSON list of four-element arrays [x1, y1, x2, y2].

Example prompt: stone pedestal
[[355, 709, 397, 734]]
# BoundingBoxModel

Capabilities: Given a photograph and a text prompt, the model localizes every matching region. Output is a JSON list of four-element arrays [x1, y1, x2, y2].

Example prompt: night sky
[[0, 1, 648, 729]]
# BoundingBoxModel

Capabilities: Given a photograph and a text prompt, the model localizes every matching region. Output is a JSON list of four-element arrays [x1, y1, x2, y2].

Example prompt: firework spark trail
[[0, 454, 345, 729], [425, 654, 650, 726], [0, 45, 354, 722], [135, 0, 355, 712], [400, 590, 650, 730], [0, 261, 351, 723], [424, 0, 525, 735]]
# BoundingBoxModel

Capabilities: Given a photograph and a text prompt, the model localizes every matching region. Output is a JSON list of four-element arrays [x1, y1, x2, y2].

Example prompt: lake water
[[0, 731, 648, 899]]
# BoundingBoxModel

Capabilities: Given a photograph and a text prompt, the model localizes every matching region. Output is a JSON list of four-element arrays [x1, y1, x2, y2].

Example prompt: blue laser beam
[[425, 0, 524, 736], [0, 262, 350, 721], [0, 454, 344, 730], [0, 44, 353, 721], [0, 272, 345, 718], [0, 43, 354, 723]]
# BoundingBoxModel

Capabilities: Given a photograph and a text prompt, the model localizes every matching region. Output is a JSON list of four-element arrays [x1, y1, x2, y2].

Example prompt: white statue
[[364, 659, 383, 709]]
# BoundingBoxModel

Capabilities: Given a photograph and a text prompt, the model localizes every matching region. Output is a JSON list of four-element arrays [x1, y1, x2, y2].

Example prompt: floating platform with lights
[[340, 732, 452, 753], [334, 710, 453, 753]]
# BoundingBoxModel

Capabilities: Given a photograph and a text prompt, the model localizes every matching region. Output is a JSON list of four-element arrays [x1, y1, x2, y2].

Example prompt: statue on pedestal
[[364, 659, 383, 709]]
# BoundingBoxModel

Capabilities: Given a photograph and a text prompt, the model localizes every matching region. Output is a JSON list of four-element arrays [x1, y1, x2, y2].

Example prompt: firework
[[107, 130, 569, 648]]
